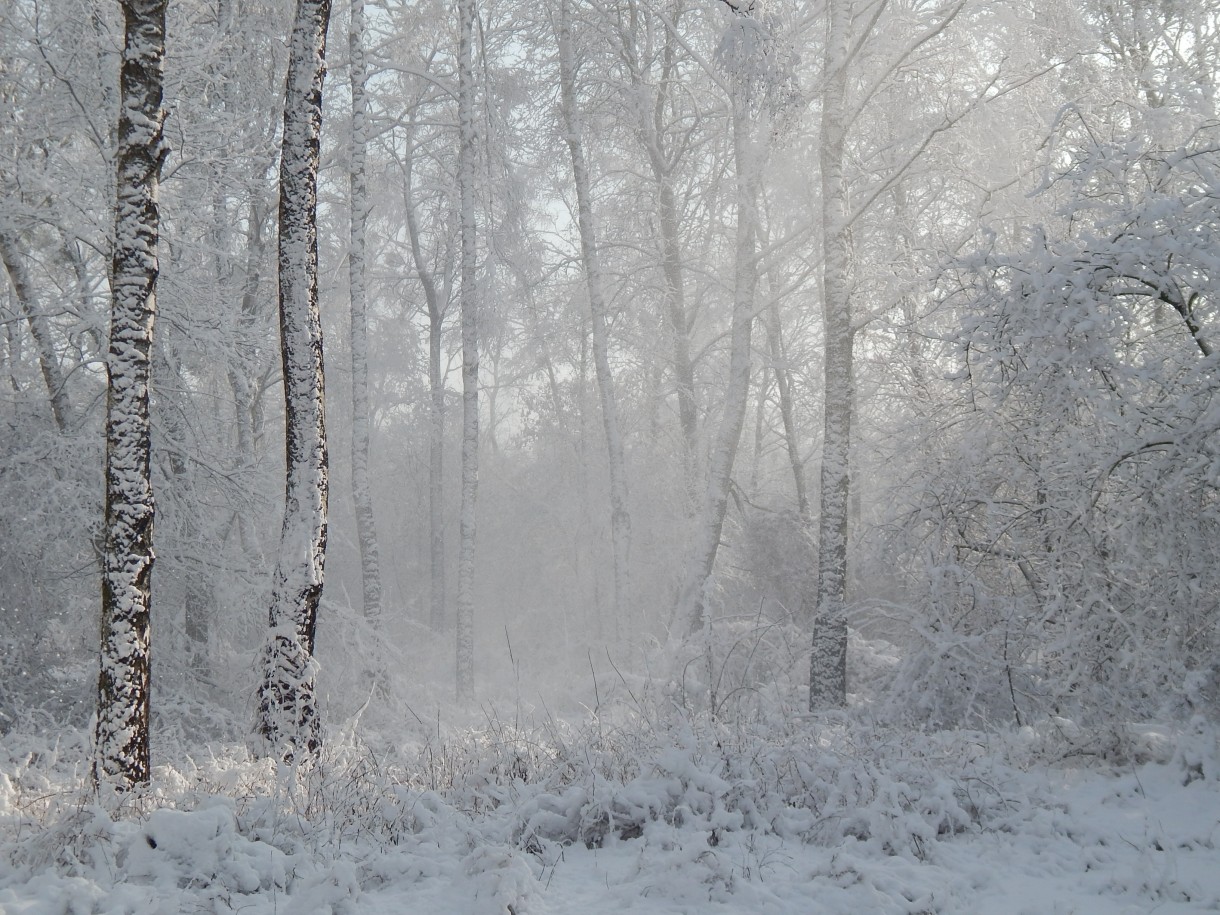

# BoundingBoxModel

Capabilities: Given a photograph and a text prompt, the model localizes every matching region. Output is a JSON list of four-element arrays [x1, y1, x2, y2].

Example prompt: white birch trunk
[[675, 96, 759, 636], [94, 0, 167, 789], [809, 0, 852, 711], [348, 0, 383, 625], [455, 0, 479, 701], [556, 0, 632, 636], [256, 0, 331, 760]]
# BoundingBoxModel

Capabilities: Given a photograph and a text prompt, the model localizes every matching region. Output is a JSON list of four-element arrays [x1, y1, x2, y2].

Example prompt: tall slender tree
[[256, 0, 332, 760], [94, 0, 168, 789], [808, 0, 852, 710], [555, 0, 632, 636], [620, 0, 700, 500], [455, 0, 479, 701], [675, 11, 765, 636], [400, 119, 450, 634], [348, 0, 383, 625]]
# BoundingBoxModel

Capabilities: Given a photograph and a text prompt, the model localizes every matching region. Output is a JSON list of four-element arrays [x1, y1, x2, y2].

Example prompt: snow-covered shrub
[[407, 691, 1011, 862], [879, 126, 1220, 729], [668, 614, 810, 722]]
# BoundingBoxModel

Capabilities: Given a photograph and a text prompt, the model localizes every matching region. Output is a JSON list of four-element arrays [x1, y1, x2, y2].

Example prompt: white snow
[[2, 714, 1217, 915]]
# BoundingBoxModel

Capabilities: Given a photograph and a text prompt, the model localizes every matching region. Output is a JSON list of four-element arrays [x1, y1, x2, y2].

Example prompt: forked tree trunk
[[256, 0, 331, 761], [94, 0, 168, 790], [455, 0, 479, 702], [348, 0, 383, 625], [556, 0, 632, 636], [623, 6, 699, 506]]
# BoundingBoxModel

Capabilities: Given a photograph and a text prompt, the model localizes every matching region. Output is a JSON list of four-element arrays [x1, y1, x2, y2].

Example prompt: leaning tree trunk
[[809, 0, 852, 711], [556, 0, 632, 637], [0, 234, 72, 433], [455, 0, 479, 702], [675, 92, 759, 636], [94, 0, 168, 790], [256, 0, 331, 761], [347, 0, 382, 625]]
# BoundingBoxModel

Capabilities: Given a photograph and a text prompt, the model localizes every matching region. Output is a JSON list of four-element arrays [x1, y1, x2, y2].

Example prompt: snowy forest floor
[[1, 688, 1219, 915]]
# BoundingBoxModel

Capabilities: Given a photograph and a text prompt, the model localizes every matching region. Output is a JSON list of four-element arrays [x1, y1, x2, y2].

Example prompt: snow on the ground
[[1, 720, 1217, 915]]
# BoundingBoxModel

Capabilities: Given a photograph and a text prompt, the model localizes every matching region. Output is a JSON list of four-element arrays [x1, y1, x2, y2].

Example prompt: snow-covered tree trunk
[[347, 0, 382, 625], [809, 0, 852, 711], [556, 0, 632, 636], [455, 0, 479, 701], [94, 0, 168, 790], [256, 0, 331, 760], [675, 95, 758, 635], [0, 233, 72, 432]]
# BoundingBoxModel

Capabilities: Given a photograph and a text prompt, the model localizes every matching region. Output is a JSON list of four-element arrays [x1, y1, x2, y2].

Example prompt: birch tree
[[456, 0, 479, 701], [94, 0, 168, 788], [555, 0, 632, 635], [674, 11, 769, 636], [619, 0, 700, 496], [808, 0, 851, 710], [807, 0, 981, 709], [0, 235, 72, 432], [256, 0, 331, 760], [399, 114, 451, 634], [348, 0, 382, 624]]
